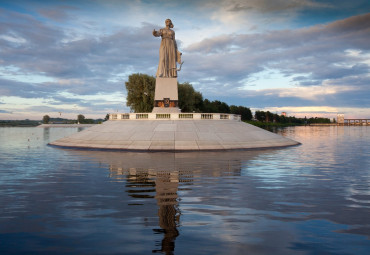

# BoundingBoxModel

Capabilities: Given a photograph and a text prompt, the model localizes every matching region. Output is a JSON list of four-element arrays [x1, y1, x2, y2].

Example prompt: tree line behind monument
[[40, 115, 105, 125], [125, 73, 332, 125]]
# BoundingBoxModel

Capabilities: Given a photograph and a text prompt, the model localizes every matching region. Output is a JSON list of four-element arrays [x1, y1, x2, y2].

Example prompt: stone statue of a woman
[[153, 19, 182, 78]]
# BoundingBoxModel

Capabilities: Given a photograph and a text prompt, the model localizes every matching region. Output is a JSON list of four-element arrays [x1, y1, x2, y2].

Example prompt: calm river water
[[0, 126, 369, 254]]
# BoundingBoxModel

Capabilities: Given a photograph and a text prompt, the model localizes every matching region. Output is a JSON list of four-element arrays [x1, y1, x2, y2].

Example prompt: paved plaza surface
[[49, 120, 299, 151]]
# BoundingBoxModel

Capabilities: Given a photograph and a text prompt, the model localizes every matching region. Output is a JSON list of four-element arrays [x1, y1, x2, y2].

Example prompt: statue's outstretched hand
[[152, 29, 157, 36]]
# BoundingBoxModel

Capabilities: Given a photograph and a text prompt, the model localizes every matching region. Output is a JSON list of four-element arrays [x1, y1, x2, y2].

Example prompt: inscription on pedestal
[[164, 98, 170, 107]]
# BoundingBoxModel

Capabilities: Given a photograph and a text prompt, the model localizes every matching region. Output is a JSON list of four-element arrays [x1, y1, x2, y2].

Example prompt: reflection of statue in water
[[152, 172, 180, 254], [153, 19, 182, 78], [111, 166, 180, 254]]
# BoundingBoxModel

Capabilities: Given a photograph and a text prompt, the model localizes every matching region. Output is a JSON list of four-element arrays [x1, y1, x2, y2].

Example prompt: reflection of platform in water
[[97, 150, 267, 178], [73, 149, 275, 176], [70, 149, 273, 254]]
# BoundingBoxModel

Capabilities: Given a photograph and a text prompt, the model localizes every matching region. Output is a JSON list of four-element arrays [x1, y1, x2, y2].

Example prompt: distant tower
[[337, 114, 344, 125]]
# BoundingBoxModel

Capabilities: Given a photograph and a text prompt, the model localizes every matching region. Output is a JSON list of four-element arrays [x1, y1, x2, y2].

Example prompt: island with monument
[[49, 19, 300, 150]]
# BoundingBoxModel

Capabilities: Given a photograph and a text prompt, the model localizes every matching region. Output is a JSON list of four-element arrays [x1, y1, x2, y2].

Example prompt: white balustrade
[[109, 113, 241, 121]]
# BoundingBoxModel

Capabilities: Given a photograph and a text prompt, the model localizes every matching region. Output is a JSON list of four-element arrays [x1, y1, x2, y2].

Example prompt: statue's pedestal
[[153, 77, 180, 113]]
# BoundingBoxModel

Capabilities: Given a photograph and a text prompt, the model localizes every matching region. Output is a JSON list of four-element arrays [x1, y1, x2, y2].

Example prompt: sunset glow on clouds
[[0, 0, 369, 120]]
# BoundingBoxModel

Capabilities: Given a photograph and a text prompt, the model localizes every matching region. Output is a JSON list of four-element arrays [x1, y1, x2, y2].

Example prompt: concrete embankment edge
[[49, 120, 300, 151]]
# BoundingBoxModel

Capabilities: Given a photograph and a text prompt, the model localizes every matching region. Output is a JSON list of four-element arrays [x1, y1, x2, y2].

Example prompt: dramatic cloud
[[225, 0, 329, 13], [183, 13, 370, 110], [38, 5, 78, 21], [0, 1, 369, 119]]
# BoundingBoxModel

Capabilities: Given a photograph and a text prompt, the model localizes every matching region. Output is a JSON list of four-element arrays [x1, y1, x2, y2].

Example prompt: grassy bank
[[0, 120, 40, 127]]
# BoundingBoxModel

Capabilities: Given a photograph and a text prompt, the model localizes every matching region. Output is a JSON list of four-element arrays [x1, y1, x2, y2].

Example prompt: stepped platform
[[49, 112, 300, 151]]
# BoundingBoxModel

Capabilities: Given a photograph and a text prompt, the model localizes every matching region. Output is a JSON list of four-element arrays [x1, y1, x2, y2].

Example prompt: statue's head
[[165, 19, 174, 28]]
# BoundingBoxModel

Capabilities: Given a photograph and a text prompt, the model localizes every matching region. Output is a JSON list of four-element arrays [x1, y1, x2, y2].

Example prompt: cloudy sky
[[0, 0, 369, 120]]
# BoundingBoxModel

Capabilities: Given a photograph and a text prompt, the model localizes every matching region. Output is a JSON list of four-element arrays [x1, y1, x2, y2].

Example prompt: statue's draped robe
[[154, 28, 178, 78]]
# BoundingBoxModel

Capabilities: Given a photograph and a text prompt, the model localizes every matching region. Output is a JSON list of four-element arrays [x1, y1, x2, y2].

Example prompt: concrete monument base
[[49, 118, 300, 151], [153, 77, 179, 112]]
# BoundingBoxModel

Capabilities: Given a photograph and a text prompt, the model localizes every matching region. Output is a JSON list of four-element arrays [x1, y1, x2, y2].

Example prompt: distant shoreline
[[38, 124, 97, 128]]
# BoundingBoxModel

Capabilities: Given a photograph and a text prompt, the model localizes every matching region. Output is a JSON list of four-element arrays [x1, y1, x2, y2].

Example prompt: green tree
[[124, 73, 258, 117], [202, 99, 213, 112], [307, 117, 331, 124], [279, 115, 288, 123], [193, 91, 204, 112], [265, 111, 274, 122], [104, 114, 110, 121], [230, 105, 252, 121], [288, 116, 304, 124], [217, 101, 230, 113], [273, 113, 281, 123], [203, 99, 230, 113], [77, 114, 85, 123], [178, 82, 203, 112], [125, 73, 155, 112], [83, 118, 95, 124], [42, 115, 50, 124], [255, 110, 266, 122]]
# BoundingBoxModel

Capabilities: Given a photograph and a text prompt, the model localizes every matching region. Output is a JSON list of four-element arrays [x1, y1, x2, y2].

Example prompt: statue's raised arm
[[153, 19, 182, 78], [153, 29, 161, 37]]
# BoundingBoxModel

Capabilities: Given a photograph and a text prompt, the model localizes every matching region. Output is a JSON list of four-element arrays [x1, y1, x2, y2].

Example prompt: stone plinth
[[153, 77, 179, 112]]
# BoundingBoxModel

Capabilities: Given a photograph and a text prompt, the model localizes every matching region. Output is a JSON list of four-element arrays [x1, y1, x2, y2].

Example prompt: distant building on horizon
[[281, 112, 287, 116], [337, 114, 344, 124]]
